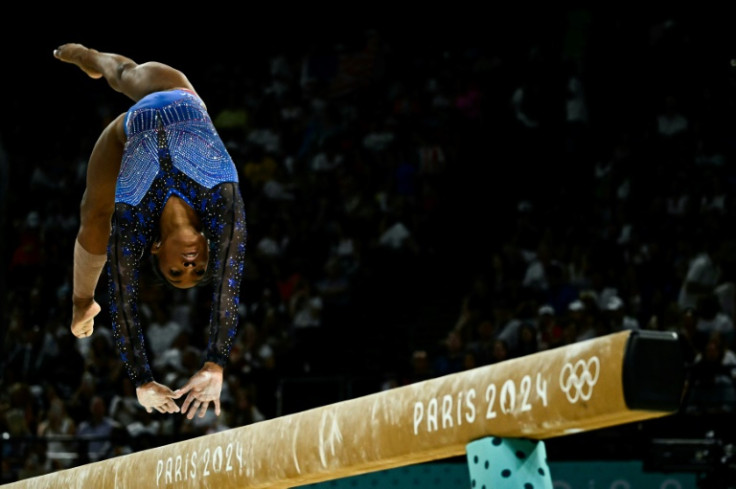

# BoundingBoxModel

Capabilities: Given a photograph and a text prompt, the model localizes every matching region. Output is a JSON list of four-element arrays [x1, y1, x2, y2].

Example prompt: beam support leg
[[466, 437, 552, 489]]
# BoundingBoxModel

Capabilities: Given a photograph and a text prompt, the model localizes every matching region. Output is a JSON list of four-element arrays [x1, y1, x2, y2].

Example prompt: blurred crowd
[[3, 10, 736, 482]]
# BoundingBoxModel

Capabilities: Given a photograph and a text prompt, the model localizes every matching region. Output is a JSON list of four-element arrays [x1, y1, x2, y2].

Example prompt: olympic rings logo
[[559, 356, 600, 403]]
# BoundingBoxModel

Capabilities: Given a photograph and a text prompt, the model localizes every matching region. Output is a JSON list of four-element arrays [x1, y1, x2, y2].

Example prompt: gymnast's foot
[[70, 296, 101, 338], [53, 43, 103, 79]]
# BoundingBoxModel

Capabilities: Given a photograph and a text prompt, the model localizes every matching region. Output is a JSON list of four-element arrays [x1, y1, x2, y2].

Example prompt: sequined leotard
[[107, 89, 246, 387]]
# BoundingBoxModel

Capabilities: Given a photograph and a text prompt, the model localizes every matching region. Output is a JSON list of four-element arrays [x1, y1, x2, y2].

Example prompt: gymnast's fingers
[[186, 399, 202, 420], [198, 401, 209, 419], [181, 393, 196, 415], [163, 400, 180, 414]]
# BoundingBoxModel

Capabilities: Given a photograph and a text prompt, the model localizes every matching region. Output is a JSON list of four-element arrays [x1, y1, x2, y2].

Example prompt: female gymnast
[[54, 43, 247, 420]]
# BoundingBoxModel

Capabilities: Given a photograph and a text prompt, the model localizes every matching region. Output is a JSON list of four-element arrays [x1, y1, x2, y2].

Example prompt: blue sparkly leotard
[[107, 89, 246, 387]]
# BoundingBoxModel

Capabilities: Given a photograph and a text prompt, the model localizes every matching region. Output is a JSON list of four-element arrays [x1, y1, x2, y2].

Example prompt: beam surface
[[2, 330, 684, 489]]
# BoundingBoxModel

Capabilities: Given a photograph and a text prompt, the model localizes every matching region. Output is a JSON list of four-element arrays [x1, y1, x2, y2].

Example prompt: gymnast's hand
[[136, 381, 180, 414], [70, 296, 101, 338], [174, 362, 224, 419]]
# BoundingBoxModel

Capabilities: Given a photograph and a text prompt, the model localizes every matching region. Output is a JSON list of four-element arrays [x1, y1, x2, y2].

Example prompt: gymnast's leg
[[53, 43, 196, 102]]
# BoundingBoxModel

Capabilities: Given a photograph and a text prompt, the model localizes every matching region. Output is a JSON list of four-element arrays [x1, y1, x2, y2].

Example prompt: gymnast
[[54, 43, 247, 420]]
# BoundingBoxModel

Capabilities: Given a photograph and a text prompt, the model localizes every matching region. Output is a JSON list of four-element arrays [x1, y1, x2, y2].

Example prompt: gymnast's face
[[151, 232, 209, 289]]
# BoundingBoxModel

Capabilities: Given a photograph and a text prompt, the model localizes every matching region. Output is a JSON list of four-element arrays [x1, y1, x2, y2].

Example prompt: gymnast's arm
[[176, 182, 247, 419], [107, 217, 181, 415], [70, 114, 125, 339]]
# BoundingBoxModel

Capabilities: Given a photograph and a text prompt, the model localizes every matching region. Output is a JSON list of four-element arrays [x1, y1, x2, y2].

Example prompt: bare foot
[[70, 297, 102, 338], [53, 43, 103, 79]]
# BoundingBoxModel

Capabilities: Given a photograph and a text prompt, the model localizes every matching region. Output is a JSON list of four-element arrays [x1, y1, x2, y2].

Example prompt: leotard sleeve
[[200, 182, 247, 367], [107, 207, 155, 387]]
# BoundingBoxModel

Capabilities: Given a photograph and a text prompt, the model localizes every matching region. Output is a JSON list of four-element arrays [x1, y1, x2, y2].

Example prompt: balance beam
[[2, 329, 685, 489]]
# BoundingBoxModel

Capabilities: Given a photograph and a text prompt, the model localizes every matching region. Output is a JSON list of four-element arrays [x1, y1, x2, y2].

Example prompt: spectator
[[465, 318, 498, 366], [228, 384, 266, 427], [286, 277, 325, 374], [76, 396, 124, 463], [1, 383, 35, 473], [432, 330, 466, 377], [125, 408, 163, 452], [605, 296, 641, 332], [684, 331, 736, 415], [404, 349, 435, 385], [144, 301, 186, 362], [537, 304, 564, 351], [315, 256, 353, 324], [46, 328, 86, 401], [513, 322, 539, 358], [694, 292, 735, 351], [109, 378, 144, 429], [677, 234, 723, 312], [489, 339, 511, 364], [37, 398, 77, 470], [84, 330, 125, 404]]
